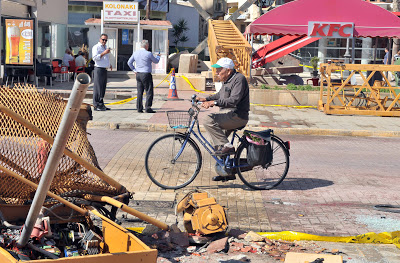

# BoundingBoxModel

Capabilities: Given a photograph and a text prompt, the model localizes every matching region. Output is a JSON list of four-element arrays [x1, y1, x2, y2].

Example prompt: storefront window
[[52, 24, 67, 59], [68, 27, 89, 55], [153, 30, 166, 53], [38, 22, 51, 59]]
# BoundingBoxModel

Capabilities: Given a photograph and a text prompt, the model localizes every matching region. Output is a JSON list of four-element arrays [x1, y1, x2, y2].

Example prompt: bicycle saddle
[[244, 129, 272, 140]]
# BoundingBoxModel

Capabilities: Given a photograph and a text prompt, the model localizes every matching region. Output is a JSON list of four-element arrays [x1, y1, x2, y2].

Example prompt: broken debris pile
[[137, 226, 343, 262]]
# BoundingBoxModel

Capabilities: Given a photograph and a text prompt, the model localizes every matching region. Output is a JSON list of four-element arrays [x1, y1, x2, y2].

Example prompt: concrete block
[[197, 60, 211, 72], [274, 66, 304, 74], [200, 70, 213, 78], [178, 54, 198, 73], [176, 74, 206, 91], [168, 50, 189, 70]]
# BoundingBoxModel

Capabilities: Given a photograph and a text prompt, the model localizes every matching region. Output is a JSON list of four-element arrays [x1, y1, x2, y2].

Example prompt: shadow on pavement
[[274, 178, 334, 190]]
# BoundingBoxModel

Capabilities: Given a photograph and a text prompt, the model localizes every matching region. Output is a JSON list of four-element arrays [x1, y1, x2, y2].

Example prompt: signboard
[[122, 29, 129, 45], [152, 55, 166, 74], [308, 22, 354, 38], [103, 1, 138, 22], [5, 18, 34, 65]]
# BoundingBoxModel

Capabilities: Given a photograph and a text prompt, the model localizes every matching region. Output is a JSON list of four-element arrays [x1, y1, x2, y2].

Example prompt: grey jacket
[[206, 70, 249, 120]]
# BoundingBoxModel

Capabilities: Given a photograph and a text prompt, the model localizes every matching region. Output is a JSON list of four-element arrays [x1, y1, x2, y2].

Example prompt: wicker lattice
[[0, 84, 123, 205]]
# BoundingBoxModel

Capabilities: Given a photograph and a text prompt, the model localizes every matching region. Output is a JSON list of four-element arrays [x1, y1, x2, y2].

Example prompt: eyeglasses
[[101, 38, 108, 42]]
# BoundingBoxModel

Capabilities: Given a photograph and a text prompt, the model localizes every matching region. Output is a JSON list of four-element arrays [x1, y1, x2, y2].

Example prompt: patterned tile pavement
[[88, 129, 400, 237]]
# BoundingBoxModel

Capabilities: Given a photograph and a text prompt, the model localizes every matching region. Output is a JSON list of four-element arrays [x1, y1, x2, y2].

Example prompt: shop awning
[[252, 35, 319, 68], [245, 0, 400, 38]]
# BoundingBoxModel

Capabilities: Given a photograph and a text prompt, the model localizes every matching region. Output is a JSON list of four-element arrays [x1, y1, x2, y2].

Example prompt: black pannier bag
[[245, 132, 273, 167]]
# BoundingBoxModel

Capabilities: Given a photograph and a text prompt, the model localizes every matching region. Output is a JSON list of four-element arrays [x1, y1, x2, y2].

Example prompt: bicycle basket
[[167, 110, 192, 129]]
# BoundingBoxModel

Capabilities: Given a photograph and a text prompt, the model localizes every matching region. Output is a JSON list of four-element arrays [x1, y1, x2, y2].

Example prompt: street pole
[[146, 0, 151, 20], [17, 73, 91, 247]]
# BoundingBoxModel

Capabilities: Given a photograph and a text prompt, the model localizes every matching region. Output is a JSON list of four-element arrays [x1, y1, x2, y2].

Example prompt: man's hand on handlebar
[[197, 97, 206, 102], [201, 100, 215, 109]]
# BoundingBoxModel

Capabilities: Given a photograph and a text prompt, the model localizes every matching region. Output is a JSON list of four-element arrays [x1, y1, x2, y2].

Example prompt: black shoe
[[138, 110, 143, 113], [212, 175, 236, 182], [214, 146, 235, 156], [94, 106, 106, 111], [105, 107, 111, 110], [146, 108, 156, 113]]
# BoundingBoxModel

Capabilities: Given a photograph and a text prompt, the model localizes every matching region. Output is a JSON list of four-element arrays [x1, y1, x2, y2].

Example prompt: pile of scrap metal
[[0, 74, 165, 262]]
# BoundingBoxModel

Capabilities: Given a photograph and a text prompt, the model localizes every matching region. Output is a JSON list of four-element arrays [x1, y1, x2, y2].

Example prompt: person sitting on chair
[[197, 57, 249, 181]]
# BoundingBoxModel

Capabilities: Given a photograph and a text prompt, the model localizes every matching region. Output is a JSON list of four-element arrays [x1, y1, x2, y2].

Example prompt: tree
[[172, 19, 189, 47]]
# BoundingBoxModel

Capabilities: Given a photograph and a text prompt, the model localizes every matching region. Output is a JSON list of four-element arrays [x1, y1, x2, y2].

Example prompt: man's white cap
[[211, 57, 235, 69]]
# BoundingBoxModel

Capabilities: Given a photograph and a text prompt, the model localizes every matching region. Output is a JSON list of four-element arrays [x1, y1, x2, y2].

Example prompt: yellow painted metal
[[0, 208, 157, 262], [87, 195, 169, 231], [318, 63, 400, 116], [177, 191, 228, 235], [207, 19, 252, 81]]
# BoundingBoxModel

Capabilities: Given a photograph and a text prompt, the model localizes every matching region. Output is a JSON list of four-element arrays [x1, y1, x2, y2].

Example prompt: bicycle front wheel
[[236, 136, 289, 190], [145, 133, 202, 189]]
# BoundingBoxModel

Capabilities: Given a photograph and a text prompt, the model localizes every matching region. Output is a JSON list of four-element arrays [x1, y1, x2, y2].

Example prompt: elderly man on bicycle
[[198, 57, 250, 158]]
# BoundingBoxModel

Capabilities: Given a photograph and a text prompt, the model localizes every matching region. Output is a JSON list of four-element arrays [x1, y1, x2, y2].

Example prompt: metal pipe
[[18, 73, 91, 247], [88, 195, 169, 231]]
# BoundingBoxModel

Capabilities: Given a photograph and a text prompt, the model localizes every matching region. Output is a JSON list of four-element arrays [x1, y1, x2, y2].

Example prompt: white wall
[[167, 3, 199, 48], [87, 26, 101, 58], [36, 0, 68, 25]]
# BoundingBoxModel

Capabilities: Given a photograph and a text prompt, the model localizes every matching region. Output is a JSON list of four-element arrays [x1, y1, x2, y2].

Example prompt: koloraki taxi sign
[[103, 1, 138, 22]]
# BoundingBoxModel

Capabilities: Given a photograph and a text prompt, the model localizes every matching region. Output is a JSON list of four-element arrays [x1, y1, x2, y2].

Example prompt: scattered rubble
[[135, 226, 345, 262]]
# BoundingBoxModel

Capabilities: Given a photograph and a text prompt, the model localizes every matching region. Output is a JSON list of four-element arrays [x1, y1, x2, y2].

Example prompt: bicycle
[[144, 94, 290, 190]]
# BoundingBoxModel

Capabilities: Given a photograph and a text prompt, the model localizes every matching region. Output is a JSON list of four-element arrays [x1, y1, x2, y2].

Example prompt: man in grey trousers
[[198, 57, 249, 181], [127, 40, 160, 113], [92, 33, 112, 111]]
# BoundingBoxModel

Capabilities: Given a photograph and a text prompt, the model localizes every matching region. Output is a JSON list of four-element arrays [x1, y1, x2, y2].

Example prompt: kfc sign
[[308, 22, 354, 38], [103, 1, 138, 22]]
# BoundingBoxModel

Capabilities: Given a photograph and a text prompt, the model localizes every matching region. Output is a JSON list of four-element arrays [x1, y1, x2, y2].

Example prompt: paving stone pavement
[[88, 130, 400, 237], [41, 76, 400, 261]]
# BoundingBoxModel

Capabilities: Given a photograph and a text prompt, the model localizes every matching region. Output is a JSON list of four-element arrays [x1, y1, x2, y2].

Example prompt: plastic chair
[[74, 66, 85, 80], [68, 60, 76, 80], [36, 61, 53, 87], [5, 68, 28, 87], [52, 60, 68, 82]]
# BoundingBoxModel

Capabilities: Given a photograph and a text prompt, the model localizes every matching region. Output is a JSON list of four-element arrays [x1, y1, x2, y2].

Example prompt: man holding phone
[[127, 39, 160, 113], [92, 33, 113, 111]]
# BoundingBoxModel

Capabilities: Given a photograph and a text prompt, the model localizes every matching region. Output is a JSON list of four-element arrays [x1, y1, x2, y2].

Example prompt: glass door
[[104, 28, 117, 71]]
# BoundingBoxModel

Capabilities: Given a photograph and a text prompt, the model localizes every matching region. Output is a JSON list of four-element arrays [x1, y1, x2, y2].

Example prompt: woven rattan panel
[[0, 84, 121, 205]]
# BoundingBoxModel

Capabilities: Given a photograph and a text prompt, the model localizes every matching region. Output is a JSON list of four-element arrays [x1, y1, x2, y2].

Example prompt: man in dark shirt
[[198, 57, 249, 158]]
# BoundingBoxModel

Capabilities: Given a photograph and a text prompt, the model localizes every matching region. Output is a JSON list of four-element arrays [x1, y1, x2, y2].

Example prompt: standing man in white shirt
[[92, 34, 113, 111], [127, 39, 160, 113]]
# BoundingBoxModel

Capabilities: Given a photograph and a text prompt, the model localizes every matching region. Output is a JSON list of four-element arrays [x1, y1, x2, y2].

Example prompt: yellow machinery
[[318, 63, 400, 116], [176, 191, 227, 235]]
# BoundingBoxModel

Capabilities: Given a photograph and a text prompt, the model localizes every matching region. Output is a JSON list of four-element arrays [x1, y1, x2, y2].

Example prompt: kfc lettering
[[308, 22, 354, 38]]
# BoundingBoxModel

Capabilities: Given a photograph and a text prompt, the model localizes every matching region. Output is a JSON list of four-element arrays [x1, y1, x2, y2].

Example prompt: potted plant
[[310, 56, 320, 78]]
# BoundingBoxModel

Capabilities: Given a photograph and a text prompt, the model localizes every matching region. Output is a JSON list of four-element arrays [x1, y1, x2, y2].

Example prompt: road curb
[[86, 122, 400, 137]]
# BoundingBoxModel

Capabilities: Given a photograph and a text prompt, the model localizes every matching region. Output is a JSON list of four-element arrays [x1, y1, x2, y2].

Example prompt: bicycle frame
[[172, 95, 247, 170]]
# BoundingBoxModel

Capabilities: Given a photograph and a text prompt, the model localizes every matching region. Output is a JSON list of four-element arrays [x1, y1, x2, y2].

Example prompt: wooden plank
[[284, 252, 342, 263]]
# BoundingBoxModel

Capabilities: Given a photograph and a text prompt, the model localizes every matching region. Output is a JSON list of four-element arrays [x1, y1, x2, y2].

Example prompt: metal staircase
[[207, 19, 252, 80]]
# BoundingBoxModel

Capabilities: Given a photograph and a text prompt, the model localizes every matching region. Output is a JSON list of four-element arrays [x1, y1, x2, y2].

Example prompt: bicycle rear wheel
[[236, 136, 289, 190], [145, 133, 202, 189]]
